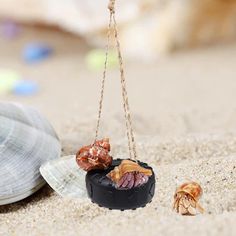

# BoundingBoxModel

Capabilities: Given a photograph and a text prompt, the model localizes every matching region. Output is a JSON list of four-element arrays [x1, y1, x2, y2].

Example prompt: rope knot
[[108, 0, 115, 13]]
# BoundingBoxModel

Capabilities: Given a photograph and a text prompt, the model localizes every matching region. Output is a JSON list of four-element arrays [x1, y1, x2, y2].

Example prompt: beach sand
[[0, 25, 236, 236]]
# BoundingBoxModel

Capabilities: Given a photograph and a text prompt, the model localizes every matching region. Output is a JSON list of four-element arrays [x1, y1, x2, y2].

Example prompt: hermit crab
[[76, 138, 112, 171], [107, 160, 153, 189], [173, 182, 204, 216]]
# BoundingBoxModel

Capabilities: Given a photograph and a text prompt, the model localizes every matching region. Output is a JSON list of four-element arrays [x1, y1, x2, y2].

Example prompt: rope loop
[[94, 0, 138, 161]]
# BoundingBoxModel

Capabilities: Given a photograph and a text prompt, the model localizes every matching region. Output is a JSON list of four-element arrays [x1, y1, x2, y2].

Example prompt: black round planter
[[85, 159, 155, 210]]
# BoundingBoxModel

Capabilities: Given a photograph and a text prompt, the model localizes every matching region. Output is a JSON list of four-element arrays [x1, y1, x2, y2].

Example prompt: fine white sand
[[0, 25, 236, 236]]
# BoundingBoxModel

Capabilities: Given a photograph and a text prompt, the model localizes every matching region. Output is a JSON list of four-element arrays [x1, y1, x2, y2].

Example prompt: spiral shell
[[76, 138, 112, 171], [107, 160, 152, 186], [0, 102, 61, 205]]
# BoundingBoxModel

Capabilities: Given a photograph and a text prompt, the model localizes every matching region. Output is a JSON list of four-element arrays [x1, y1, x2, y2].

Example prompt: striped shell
[[107, 160, 152, 184], [40, 155, 87, 198], [0, 102, 61, 205], [76, 138, 112, 171]]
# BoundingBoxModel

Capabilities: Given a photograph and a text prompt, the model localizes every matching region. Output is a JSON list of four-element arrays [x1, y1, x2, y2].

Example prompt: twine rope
[[94, 0, 138, 161]]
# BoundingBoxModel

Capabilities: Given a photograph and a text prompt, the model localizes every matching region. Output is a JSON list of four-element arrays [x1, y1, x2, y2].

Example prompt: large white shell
[[40, 155, 87, 198], [0, 0, 149, 34], [0, 102, 61, 205], [0, 0, 156, 57]]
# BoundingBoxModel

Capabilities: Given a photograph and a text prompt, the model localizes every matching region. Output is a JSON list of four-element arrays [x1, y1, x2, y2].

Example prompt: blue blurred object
[[13, 80, 39, 96], [23, 43, 53, 63]]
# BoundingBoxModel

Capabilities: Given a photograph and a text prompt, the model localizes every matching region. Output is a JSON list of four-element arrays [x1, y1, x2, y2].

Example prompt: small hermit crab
[[173, 182, 204, 216], [76, 138, 112, 171], [107, 160, 153, 189]]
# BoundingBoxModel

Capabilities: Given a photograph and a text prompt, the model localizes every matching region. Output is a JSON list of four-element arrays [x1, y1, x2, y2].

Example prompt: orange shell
[[175, 182, 203, 201], [107, 160, 152, 184], [76, 138, 112, 171]]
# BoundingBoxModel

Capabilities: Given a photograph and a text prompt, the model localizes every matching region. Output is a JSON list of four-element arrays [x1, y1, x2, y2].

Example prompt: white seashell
[[0, 0, 156, 57], [0, 0, 149, 34], [40, 155, 87, 198], [2, 0, 236, 58], [0, 102, 61, 205]]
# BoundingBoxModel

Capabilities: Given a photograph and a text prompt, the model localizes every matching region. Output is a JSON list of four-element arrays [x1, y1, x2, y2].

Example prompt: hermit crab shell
[[107, 159, 152, 184], [0, 102, 61, 205], [176, 182, 203, 201], [40, 155, 87, 198]]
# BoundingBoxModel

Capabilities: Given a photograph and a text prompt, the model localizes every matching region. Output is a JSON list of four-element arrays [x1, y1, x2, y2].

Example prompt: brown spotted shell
[[173, 182, 204, 215], [107, 160, 152, 184], [76, 138, 112, 171]]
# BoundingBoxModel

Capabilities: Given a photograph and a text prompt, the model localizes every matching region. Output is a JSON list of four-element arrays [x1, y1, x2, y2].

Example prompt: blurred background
[[0, 0, 236, 145]]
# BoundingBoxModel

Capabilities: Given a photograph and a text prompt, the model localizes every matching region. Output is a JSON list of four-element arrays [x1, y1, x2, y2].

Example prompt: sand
[[0, 25, 236, 236]]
